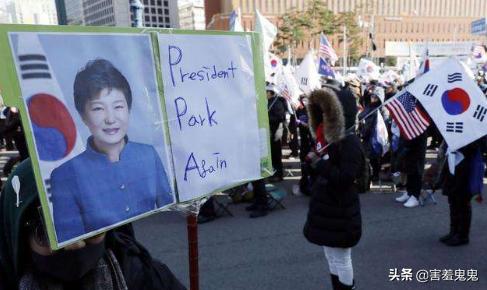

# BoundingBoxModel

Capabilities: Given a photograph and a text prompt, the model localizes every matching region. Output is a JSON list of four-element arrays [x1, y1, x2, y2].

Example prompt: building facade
[[58, 0, 178, 27], [205, 0, 486, 59], [0, 0, 58, 25], [178, 0, 205, 30], [141, 0, 177, 28]]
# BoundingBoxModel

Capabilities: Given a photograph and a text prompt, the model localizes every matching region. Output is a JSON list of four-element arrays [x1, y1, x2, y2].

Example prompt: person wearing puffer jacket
[[303, 88, 365, 290]]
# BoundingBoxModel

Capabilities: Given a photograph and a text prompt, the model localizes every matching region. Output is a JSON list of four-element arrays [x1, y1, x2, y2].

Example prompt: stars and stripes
[[385, 91, 430, 140], [319, 33, 338, 66]]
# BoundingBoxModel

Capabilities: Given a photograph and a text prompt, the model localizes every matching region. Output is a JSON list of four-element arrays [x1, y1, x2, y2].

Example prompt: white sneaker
[[395, 192, 409, 203], [404, 195, 419, 208]]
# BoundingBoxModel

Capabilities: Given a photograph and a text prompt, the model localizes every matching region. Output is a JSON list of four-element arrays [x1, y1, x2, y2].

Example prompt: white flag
[[294, 50, 321, 94], [255, 9, 277, 53], [275, 65, 302, 106], [255, 9, 277, 79], [357, 58, 380, 81], [407, 57, 487, 151], [229, 8, 244, 32], [375, 112, 389, 156]]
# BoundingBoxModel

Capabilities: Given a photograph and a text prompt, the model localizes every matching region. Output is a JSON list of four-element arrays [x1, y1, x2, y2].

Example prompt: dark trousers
[[448, 193, 472, 238], [288, 115, 299, 156], [298, 127, 312, 195], [271, 138, 283, 178], [406, 173, 422, 198], [370, 156, 381, 180], [252, 179, 268, 207]]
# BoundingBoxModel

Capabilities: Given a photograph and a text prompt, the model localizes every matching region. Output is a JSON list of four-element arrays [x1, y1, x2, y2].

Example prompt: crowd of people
[[199, 68, 487, 289], [1, 66, 487, 289]]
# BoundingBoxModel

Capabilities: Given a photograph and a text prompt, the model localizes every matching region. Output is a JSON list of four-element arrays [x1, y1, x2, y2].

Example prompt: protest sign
[[158, 32, 264, 202], [0, 24, 271, 248]]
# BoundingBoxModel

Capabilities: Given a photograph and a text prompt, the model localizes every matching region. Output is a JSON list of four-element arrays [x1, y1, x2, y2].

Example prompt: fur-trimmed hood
[[307, 88, 345, 144]]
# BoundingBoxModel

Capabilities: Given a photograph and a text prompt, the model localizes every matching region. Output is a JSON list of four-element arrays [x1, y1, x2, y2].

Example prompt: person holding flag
[[406, 57, 487, 244], [303, 87, 364, 290]]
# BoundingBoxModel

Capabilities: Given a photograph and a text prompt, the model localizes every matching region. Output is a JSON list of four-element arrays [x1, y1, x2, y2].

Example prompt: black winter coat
[[106, 225, 187, 290], [303, 134, 364, 248], [442, 140, 483, 199], [268, 96, 286, 135]]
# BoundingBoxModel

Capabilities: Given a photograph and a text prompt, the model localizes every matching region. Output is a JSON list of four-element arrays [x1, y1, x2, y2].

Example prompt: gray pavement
[[134, 153, 487, 290]]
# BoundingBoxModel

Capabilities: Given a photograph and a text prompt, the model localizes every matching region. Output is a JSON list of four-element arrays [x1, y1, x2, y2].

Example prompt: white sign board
[[158, 34, 261, 202], [385, 42, 475, 57]]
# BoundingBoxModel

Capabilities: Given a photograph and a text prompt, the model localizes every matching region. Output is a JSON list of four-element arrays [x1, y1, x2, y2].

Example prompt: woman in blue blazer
[[50, 59, 173, 243]]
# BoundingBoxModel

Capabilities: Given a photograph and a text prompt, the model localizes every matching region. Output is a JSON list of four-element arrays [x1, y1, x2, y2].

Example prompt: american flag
[[385, 91, 430, 140], [319, 33, 338, 66]]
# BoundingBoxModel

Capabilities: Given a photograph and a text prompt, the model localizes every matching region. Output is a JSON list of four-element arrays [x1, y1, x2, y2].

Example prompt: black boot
[[445, 204, 470, 247], [249, 205, 269, 218], [245, 203, 258, 211], [336, 279, 355, 290], [330, 274, 339, 290], [439, 205, 458, 243]]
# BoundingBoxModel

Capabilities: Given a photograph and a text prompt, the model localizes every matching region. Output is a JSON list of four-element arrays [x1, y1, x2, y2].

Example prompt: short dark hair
[[73, 59, 132, 115]]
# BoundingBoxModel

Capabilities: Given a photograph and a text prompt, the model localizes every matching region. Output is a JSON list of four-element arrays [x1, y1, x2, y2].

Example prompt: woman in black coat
[[440, 139, 484, 246], [303, 88, 364, 290]]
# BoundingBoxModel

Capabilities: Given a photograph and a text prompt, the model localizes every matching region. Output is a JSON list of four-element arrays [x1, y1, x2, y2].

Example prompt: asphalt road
[[134, 152, 487, 290]]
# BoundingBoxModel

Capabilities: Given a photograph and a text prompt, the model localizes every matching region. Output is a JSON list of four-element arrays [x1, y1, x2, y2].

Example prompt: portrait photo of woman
[[49, 59, 173, 243]]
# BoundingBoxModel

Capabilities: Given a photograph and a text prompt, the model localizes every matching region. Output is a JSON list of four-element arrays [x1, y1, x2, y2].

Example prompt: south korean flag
[[407, 57, 487, 151]]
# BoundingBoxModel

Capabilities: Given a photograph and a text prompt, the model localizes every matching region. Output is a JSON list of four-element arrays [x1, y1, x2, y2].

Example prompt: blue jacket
[[50, 138, 173, 243]]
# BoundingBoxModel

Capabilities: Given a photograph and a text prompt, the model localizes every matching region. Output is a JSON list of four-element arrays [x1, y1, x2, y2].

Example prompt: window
[[165, 17, 170, 23], [151, 8, 156, 13], [152, 16, 156, 21], [158, 16, 163, 22], [157, 1, 162, 5], [145, 16, 149, 21], [158, 8, 162, 14], [164, 1, 168, 6], [151, 0, 155, 5], [164, 9, 169, 14]]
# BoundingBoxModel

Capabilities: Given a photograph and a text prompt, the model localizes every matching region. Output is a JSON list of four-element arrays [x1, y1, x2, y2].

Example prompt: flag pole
[[343, 25, 347, 75]]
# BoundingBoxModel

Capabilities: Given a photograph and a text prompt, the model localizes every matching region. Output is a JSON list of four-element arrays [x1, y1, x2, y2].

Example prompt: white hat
[[265, 84, 277, 93]]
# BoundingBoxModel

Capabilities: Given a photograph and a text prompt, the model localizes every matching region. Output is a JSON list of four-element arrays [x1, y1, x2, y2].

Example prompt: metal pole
[[343, 25, 347, 74], [187, 214, 199, 290]]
